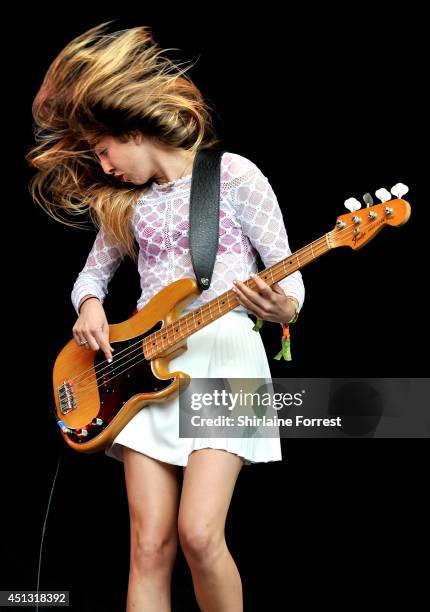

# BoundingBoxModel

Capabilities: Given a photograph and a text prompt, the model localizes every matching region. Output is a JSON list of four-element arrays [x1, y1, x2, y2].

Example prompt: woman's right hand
[[72, 298, 115, 362]]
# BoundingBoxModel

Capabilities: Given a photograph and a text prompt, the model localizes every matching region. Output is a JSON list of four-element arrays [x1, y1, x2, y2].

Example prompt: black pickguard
[[53, 320, 176, 444]]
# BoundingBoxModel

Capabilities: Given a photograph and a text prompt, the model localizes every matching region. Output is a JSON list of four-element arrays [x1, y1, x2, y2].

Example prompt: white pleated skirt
[[104, 309, 282, 466]]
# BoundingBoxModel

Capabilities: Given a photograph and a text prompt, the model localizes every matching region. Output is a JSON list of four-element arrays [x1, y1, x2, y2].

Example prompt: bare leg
[[178, 448, 244, 611], [123, 447, 181, 611]]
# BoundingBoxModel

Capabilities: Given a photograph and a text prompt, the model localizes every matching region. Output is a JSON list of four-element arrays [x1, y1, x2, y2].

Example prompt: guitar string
[[62, 213, 386, 407], [65, 230, 329, 388], [71, 212, 388, 404], [64, 212, 386, 401], [67, 225, 341, 389], [71, 209, 378, 391]]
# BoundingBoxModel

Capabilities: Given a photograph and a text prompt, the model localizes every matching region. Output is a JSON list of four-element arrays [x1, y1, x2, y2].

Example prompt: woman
[[27, 21, 304, 611]]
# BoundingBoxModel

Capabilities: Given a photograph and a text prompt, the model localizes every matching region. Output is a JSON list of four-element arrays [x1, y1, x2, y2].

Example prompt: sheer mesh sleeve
[[71, 229, 124, 316], [231, 155, 305, 311]]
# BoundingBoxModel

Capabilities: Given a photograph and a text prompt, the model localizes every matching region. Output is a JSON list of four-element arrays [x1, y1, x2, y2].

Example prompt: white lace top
[[71, 151, 305, 324]]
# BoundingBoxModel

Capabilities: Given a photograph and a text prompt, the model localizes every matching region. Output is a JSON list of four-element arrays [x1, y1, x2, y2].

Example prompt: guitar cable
[[35, 447, 64, 612]]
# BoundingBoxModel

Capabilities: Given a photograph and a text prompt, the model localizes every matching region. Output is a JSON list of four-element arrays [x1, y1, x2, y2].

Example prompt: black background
[[3, 5, 427, 611]]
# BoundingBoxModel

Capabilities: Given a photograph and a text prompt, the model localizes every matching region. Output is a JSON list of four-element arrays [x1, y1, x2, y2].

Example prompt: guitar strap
[[189, 146, 226, 290]]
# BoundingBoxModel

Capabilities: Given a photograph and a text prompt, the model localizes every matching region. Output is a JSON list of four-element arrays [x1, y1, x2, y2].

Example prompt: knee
[[178, 521, 225, 566], [130, 531, 178, 574]]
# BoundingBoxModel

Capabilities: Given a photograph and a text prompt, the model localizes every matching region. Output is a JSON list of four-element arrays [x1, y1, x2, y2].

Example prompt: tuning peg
[[375, 188, 392, 203], [390, 183, 409, 198], [344, 197, 362, 212], [363, 193, 374, 207]]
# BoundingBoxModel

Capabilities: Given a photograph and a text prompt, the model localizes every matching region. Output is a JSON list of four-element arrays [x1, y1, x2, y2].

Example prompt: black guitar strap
[[189, 146, 226, 290]]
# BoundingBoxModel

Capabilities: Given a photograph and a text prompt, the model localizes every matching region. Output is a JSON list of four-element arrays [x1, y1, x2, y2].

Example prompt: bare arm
[[78, 294, 100, 313], [73, 297, 115, 362]]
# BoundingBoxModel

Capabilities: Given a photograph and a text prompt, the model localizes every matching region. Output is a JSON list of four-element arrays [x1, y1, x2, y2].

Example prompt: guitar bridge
[[58, 380, 76, 415]]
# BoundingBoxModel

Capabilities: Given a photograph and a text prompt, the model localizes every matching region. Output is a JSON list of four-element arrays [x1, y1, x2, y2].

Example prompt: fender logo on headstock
[[352, 216, 385, 245]]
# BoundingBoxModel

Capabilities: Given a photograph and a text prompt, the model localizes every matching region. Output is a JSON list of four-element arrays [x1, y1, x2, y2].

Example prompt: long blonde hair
[[26, 20, 222, 262]]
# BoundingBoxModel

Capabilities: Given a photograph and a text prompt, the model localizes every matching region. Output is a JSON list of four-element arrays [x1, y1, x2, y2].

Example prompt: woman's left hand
[[232, 274, 297, 324]]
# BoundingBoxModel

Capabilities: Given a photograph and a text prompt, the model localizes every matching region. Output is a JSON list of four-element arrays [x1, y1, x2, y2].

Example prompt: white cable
[[35, 448, 64, 612]]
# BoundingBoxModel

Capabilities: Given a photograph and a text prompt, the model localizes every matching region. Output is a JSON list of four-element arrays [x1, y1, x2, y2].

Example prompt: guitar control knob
[[92, 418, 104, 427], [77, 428, 89, 437], [57, 420, 72, 434]]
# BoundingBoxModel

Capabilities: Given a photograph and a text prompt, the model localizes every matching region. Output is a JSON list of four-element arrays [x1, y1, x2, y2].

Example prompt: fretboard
[[143, 232, 332, 360]]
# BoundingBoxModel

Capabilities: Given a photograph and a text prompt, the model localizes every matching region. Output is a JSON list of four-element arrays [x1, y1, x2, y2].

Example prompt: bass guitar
[[52, 186, 411, 452]]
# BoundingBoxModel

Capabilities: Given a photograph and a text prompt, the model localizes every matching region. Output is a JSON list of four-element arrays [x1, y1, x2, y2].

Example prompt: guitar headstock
[[330, 183, 411, 250]]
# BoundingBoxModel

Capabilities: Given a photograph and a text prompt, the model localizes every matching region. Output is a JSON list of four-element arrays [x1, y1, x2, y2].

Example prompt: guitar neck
[[143, 232, 332, 360]]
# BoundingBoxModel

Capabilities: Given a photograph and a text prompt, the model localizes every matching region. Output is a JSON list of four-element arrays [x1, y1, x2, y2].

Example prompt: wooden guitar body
[[52, 196, 411, 453], [52, 278, 202, 453]]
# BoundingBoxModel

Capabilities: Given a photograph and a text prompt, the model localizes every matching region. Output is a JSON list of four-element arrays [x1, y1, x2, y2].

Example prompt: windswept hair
[[26, 20, 221, 262]]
